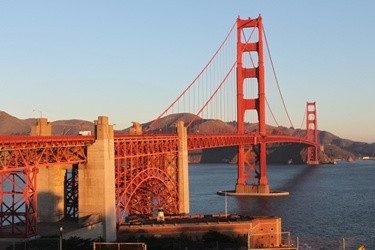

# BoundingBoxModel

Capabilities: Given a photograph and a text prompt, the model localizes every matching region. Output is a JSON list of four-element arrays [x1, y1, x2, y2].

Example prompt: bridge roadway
[[0, 133, 315, 170], [0, 129, 317, 239]]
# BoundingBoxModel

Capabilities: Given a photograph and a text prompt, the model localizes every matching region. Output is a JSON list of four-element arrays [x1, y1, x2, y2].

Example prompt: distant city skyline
[[1, 1, 375, 143]]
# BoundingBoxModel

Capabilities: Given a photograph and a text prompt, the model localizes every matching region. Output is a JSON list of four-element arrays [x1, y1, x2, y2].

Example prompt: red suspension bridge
[[0, 16, 319, 239]]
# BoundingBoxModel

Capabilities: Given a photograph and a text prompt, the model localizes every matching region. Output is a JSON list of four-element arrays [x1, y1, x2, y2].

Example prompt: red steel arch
[[121, 167, 179, 216], [114, 135, 180, 224]]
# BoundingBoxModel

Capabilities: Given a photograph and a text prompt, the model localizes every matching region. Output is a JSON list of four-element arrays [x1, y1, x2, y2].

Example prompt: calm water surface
[[189, 161, 375, 249]]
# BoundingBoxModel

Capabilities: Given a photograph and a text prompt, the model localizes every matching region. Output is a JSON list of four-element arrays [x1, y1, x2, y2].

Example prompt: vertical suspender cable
[[241, 30, 279, 127], [263, 25, 294, 128], [147, 21, 237, 132]]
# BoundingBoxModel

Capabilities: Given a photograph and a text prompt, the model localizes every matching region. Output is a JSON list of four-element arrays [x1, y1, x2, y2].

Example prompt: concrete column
[[129, 122, 142, 135], [79, 116, 116, 241], [31, 117, 65, 222], [31, 118, 51, 136], [37, 166, 65, 222], [177, 121, 189, 214]]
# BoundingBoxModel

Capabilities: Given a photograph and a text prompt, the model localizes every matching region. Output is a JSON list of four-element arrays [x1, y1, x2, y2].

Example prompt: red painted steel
[[114, 135, 180, 223], [0, 136, 93, 237], [0, 136, 94, 171], [306, 102, 319, 165], [0, 168, 37, 237], [187, 134, 258, 150], [236, 16, 268, 186], [264, 135, 316, 146]]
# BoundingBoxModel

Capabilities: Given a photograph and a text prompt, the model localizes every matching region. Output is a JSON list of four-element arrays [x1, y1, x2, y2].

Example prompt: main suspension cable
[[146, 20, 237, 132], [188, 19, 261, 128], [297, 105, 307, 137]]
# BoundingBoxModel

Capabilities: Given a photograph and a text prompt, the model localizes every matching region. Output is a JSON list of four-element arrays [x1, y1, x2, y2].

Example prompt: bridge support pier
[[177, 121, 190, 214], [31, 118, 51, 136], [37, 167, 66, 222], [235, 184, 269, 194], [31, 118, 66, 222], [79, 116, 116, 241]]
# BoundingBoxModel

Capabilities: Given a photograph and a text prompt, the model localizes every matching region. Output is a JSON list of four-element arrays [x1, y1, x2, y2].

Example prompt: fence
[[296, 236, 367, 250], [248, 234, 368, 250], [2, 238, 59, 250], [2, 235, 367, 250], [93, 242, 146, 250], [248, 232, 297, 250]]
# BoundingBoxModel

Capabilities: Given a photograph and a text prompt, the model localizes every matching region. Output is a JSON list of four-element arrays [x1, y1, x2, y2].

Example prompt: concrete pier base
[[37, 166, 66, 222], [218, 189, 289, 197], [31, 118, 51, 136], [78, 116, 116, 242], [235, 183, 270, 194], [31, 118, 67, 222], [220, 182, 289, 197]]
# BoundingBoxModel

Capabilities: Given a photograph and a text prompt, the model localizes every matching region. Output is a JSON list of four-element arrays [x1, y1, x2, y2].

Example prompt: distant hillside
[[51, 120, 94, 135], [319, 131, 375, 158], [0, 111, 373, 164], [0, 111, 31, 135], [0, 111, 94, 136]]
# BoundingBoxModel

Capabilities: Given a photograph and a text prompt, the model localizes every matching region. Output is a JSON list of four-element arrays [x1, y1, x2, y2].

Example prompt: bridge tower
[[236, 16, 269, 194], [306, 102, 319, 165]]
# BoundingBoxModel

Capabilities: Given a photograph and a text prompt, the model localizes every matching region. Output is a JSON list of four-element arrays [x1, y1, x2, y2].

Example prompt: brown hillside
[[51, 120, 94, 135], [0, 111, 30, 135], [0, 111, 95, 136]]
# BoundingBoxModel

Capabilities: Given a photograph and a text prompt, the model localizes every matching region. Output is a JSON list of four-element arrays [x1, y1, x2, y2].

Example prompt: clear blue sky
[[1, 1, 374, 142]]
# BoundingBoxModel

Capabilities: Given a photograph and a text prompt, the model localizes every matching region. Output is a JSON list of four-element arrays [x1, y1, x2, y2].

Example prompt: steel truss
[[0, 136, 93, 170], [0, 168, 37, 237], [187, 134, 258, 150], [64, 164, 79, 220], [0, 136, 92, 238], [114, 136, 180, 224]]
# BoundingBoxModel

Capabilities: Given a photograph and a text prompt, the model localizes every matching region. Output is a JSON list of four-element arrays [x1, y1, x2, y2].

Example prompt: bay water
[[189, 161, 375, 249]]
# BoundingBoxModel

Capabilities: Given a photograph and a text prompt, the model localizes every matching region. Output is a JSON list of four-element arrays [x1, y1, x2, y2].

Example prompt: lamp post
[[59, 227, 63, 250], [33, 109, 43, 118], [225, 192, 228, 218]]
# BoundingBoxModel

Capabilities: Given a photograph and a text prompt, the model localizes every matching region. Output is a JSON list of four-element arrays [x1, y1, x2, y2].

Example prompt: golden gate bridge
[[0, 15, 319, 239]]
